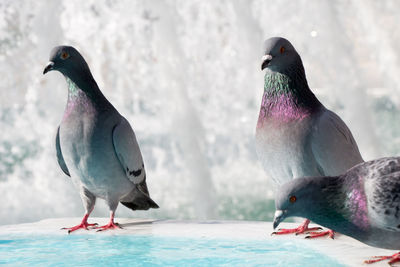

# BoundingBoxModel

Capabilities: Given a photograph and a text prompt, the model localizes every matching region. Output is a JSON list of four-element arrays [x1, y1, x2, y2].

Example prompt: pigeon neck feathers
[[300, 176, 369, 236], [258, 67, 322, 124], [64, 70, 112, 113]]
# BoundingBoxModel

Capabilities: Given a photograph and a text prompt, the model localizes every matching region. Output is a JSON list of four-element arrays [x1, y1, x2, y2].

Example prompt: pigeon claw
[[305, 229, 335, 239], [95, 222, 122, 232], [61, 222, 98, 234], [295, 227, 324, 236], [364, 252, 400, 265], [271, 220, 323, 236]]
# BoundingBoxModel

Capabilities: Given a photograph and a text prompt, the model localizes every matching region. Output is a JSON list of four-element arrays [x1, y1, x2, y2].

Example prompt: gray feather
[[55, 126, 70, 177], [112, 117, 146, 185], [310, 110, 363, 176]]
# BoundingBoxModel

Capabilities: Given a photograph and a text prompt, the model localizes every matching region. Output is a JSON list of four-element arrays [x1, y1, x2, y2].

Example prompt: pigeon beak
[[273, 209, 287, 229], [261, 54, 272, 71], [43, 61, 54, 75]]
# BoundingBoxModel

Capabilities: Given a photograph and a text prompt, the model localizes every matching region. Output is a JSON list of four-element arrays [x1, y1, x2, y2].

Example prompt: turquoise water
[[0, 234, 344, 266]]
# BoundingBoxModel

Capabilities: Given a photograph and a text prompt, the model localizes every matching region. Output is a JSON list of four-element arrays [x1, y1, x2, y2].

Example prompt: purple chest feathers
[[346, 176, 369, 230], [257, 93, 312, 128]]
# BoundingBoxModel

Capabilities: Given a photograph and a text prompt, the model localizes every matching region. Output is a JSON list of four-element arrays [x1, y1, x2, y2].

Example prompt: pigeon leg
[[364, 252, 400, 265], [271, 219, 322, 236], [61, 213, 98, 234], [96, 211, 122, 231], [62, 187, 97, 233], [305, 229, 335, 239]]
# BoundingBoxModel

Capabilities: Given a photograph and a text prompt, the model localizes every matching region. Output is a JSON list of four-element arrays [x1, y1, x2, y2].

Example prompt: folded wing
[[112, 117, 146, 185], [311, 110, 363, 176], [55, 126, 70, 177]]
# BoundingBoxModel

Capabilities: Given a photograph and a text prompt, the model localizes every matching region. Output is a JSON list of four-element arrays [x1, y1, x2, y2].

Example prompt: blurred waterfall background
[[0, 0, 399, 225]]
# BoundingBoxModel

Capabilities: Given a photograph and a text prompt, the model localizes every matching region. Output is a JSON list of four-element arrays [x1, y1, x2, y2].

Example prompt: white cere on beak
[[262, 54, 273, 61], [274, 210, 284, 218]]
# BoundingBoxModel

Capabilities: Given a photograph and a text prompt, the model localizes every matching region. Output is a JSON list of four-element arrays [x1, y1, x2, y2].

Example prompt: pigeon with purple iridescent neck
[[43, 46, 159, 233], [255, 37, 363, 238], [273, 157, 400, 265]]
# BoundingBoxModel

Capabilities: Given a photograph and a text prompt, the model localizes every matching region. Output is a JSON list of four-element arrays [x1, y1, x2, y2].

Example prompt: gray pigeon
[[273, 157, 400, 265], [43, 46, 159, 232], [256, 37, 363, 237]]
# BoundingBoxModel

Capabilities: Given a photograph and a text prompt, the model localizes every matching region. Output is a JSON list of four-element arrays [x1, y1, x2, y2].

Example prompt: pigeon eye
[[61, 52, 69, 60], [289, 195, 297, 203], [280, 46, 285, 54]]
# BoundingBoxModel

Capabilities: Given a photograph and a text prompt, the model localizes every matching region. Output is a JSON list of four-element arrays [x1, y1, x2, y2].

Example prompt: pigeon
[[273, 157, 400, 265], [43, 46, 159, 232], [255, 37, 363, 238]]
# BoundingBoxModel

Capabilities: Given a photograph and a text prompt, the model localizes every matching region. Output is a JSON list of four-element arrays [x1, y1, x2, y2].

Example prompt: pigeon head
[[261, 37, 301, 74], [43, 46, 99, 94], [273, 177, 321, 229], [259, 37, 321, 113], [44, 45, 95, 79], [273, 176, 346, 230]]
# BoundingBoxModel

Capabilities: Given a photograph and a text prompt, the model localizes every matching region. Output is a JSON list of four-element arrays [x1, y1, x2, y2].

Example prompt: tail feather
[[120, 180, 159, 211], [121, 194, 159, 211]]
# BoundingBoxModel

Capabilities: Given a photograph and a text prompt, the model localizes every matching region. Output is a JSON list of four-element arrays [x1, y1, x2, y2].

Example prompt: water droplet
[[310, 30, 318, 37]]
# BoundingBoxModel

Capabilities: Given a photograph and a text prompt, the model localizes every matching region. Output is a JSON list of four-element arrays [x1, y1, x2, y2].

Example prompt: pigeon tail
[[120, 195, 159, 211], [121, 197, 159, 211], [120, 182, 159, 211]]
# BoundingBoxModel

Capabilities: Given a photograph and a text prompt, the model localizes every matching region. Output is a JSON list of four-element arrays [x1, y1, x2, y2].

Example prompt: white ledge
[[0, 218, 396, 267]]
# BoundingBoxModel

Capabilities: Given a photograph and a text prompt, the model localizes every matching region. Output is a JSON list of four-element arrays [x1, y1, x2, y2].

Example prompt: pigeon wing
[[112, 117, 146, 184], [55, 126, 70, 177], [311, 110, 363, 176], [364, 170, 400, 232]]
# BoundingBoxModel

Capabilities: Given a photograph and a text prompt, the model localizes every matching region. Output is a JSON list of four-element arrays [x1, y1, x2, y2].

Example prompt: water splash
[[0, 0, 399, 225]]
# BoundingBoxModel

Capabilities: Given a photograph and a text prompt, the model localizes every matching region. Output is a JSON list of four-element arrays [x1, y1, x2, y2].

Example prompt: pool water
[[0, 234, 344, 266]]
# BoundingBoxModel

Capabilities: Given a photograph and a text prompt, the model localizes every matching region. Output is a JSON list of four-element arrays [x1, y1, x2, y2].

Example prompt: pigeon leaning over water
[[273, 157, 400, 265], [255, 37, 363, 238], [43, 46, 159, 232]]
